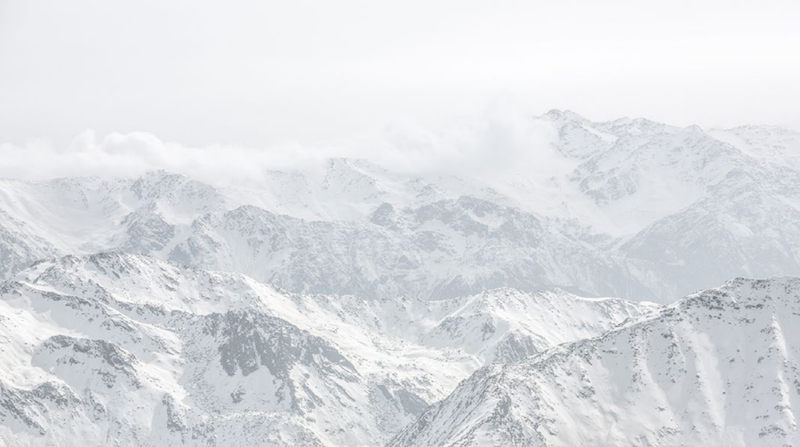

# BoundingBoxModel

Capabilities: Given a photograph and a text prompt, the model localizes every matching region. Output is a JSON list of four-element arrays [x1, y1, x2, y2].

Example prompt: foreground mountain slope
[[0, 256, 366, 447], [391, 277, 800, 447], [0, 253, 652, 447]]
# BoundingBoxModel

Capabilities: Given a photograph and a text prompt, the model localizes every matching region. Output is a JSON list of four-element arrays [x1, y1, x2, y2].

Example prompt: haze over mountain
[[1, 111, 798, 303]]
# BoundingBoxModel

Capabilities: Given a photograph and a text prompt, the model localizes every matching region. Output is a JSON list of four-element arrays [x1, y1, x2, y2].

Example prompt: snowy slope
[[391, 277, 800, 447], [0, 253, 652, 447], [621, 168, 800, 299], [417, 288, 656, 364], [709, 125, 800, 170]]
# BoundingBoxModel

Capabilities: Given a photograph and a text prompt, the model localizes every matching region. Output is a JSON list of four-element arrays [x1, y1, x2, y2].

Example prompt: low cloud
[[0, 101, 565, 186]]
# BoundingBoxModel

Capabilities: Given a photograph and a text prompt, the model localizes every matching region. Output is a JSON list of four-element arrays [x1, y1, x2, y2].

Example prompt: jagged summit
[[541, 108, 588, 123]]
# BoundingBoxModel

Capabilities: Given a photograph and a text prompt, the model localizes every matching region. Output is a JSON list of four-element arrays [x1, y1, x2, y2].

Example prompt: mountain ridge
[[0, 252, 655, 446], [390, 277, 800, 447], [2, 114, 797, 303]]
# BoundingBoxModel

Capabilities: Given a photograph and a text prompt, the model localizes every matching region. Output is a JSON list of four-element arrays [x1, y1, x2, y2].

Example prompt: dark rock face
[[0, 382, 48, 435], [36, 335, 142, 389], [202, 310, 357, 379], [489, 332, 539, 364], [119, 205, 176, 254]]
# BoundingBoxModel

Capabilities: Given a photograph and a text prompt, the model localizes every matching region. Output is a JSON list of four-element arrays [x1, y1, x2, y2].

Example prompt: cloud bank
[[0, 102, 564, 186]]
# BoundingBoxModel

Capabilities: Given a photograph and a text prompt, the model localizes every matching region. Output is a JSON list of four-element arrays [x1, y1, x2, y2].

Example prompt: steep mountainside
[[391, 277, 800, 447]]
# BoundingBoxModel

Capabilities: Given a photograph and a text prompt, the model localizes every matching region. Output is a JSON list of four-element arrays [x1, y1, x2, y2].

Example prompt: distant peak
[[541, 109, 587, 123], [684, 124, 705, 133], [562, 110, 587, 121], [326, 157, 384, 172], [536, 109, 589, 126], [139, 169, 187, 181]]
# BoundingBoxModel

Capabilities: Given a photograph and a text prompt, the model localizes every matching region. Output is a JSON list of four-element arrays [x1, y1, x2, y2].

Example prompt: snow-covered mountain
[[1, 112, 798, 303], [1, 111, 799, 447], [391, 277, 800, 447], [166, 196, 655, 300], [0, 253, 652, 447]]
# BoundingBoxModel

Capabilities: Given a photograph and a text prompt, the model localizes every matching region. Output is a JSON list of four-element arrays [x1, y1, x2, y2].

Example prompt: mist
[[0, 99, 565, 187], [1, 0, 798, 150]]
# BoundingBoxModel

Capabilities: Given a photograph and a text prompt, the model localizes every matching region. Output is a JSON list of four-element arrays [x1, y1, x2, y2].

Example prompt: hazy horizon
[[2, 0, 798, 149]]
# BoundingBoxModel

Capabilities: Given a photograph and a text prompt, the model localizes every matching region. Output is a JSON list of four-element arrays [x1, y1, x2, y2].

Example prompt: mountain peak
[[392, 277, 800, 447], [541, 108, 588, 124]]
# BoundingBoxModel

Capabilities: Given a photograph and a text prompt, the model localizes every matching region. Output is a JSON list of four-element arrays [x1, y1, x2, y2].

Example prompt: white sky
[[1, 0, 799, 149]]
